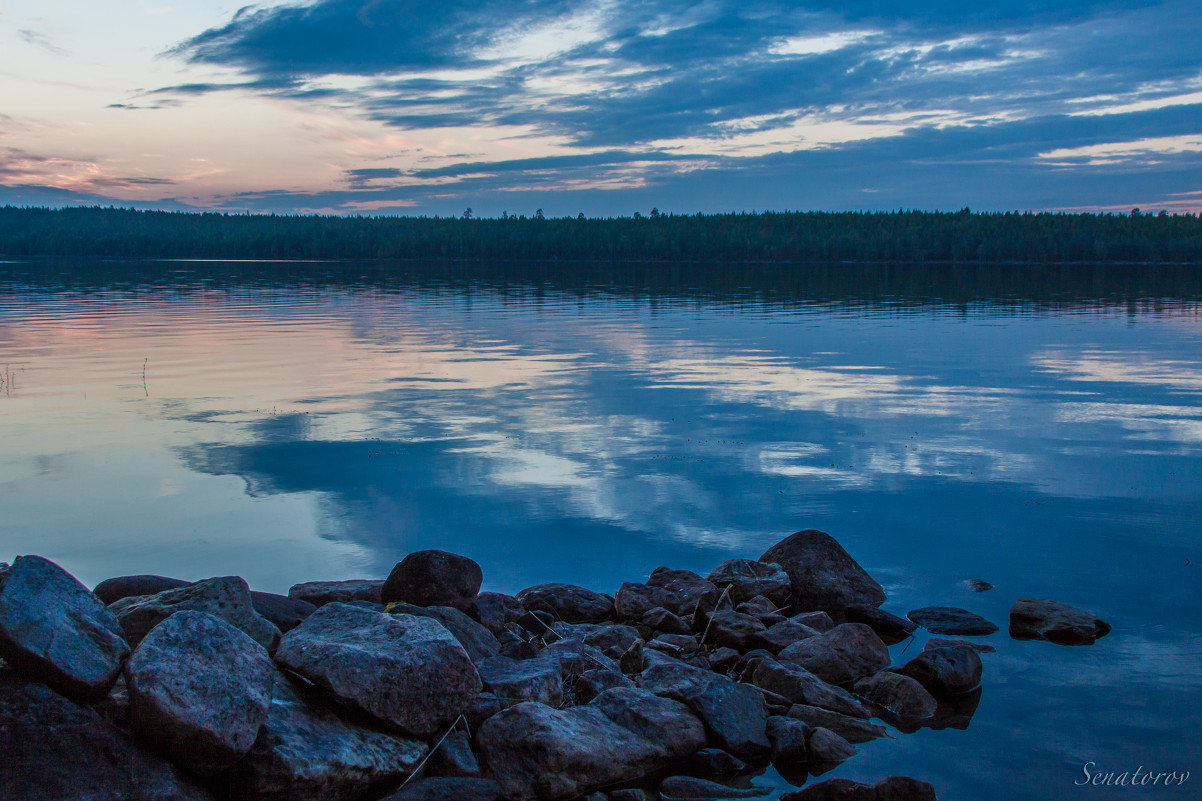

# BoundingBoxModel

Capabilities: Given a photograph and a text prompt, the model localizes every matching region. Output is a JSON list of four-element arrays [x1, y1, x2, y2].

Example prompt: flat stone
[[786, 705, 889, 744], [891, 645, 982, 697], [659, 775, 772, 799], [778, 623, 890, 685], [274, 603, 481, 737], [516, 583, 615, 623], [638, 661, 770, 758], [843, 606, 917, 645], [379, 777, 504, 801], [387, 603, 500, 663], [807, 726, 856, 764], [853, 672, 937, 722], [93, 574, 189, 605], [1009, 597, 1111, 645], [287, 579, 383, 607], [0, 555, 129, 703], [781, 776, 938, 801], [475, 687, 706, 800], [759, 530, 885, 612], [706, 559, 792, 605], [907, 606, 998, 636], [476, 652, 563, 706], [111, 575, 282, 652], [381, 550, 482, 614], [751, 660, 870, 718]]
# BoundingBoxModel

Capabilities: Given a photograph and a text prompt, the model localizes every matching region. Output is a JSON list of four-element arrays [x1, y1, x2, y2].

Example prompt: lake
[[1, 259, 1199, 799]]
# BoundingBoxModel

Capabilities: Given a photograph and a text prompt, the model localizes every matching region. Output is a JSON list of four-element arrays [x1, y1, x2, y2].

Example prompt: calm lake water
[[1, 259, 1200, 799]]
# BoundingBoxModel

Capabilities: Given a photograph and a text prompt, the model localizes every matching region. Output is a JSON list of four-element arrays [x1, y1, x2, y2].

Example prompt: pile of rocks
[[0, 529, 1109, 801]]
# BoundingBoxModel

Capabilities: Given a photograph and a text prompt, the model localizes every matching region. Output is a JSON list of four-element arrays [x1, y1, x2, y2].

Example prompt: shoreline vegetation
[[2, 205, 1200, 264]]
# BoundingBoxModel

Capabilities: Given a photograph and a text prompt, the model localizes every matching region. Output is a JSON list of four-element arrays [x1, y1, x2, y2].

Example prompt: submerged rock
[[381, 550, 482, 614], [924, 637, 995, 654], [274, 603, 481, 737], [706, 559, 792, 606], [0, 555, 129, 703], [111, 575, 282, 652], [93, 574, 189, 605], [962, 578, 993, 593], [759, 530, 885, 612], [516, 583, 614, 623], [906, 607, 998, 636], [852, 672, 937, 722], [778, 623, 890, 686], [1009, 597, 1111, 645], [781, 775, 937, 800], [287, 579, 384, 607]]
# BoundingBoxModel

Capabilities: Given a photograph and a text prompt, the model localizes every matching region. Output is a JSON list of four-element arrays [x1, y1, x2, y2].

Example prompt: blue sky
[[1, 0, 1200, 215]]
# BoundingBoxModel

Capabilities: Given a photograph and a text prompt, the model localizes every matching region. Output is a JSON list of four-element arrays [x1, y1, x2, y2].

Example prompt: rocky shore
[[0, 529, 1111, 801]]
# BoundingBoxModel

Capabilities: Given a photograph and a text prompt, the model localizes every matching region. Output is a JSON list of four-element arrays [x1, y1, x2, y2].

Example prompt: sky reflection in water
[[0, 261, 1199, 799]]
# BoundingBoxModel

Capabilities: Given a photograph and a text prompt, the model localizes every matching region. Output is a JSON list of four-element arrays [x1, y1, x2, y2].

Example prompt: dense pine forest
[[1, 205, 1200, 263]]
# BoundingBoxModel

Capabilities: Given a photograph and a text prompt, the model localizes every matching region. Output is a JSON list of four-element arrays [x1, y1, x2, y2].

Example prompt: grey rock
[[778, 623, 890, 685], [751, 660, 870, 718], [0, 555, 129, 703], [708, 646, 741, 672], [907, 606, 998, 636], [616, 567, 718, 619], [427, 729, 481, 778], [649, 633, 700, 654], [643, 606, 692, 635], [583, 623, 644, 659], [700, 610, 767, 651], [753, 619, 821, 655], [111, 575, 282, 652], [963, 578, 993, 592], [759, 530, 885, 612], [475, 592, 525, 634], [126, 611, 274, 775], [381, 550, 482, 614], [380, 777, 504, 801], [573, 667, 635, 704], [93, 574, 188, 605], [687, 748, 747, 775], [475, 687, 705, 800], [892, 645, 982, 696], [219, 672, 426, 801], [516, 583, 614, 623], [806, 727, 856, 764], [387, 603, 500, 663], [610, 791, 655, 801], [638, 661, 770, 758], [853, 672, 937, 722], [465, 694, 505, 731], [275, 603, 481, 737], [793, 612, 835, 633], [1009, 597, 1111, 645], [736, 595, 780, 617], [843, 606, 917, 645], [780, 775, 938, 800], [620, 638, 646, 674], [250, 591, 316, 633], [786, 705, 889, 743], [0, 668, 215, 800], [287, 579, 383, 607], [659, 775, 771, 798], [476, 652, 563, 706], [925, 637, 995, 654], [544, 635, 618, 676], [766, 715, 810, 765], [707, 559, 791, 605]]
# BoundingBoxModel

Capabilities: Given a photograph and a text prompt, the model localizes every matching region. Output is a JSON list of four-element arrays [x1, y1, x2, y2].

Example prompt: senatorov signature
[[1076, 762, 1190, 788]]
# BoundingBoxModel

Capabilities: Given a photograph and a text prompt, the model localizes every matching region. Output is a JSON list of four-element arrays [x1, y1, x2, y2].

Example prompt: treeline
[[1, 205, 1200, 263]]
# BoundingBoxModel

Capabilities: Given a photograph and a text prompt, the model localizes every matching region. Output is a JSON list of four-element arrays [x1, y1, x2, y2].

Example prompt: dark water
[[1, 259, 1199, 799]]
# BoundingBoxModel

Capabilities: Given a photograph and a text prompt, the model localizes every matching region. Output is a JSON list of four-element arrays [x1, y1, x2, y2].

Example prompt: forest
[[1, 205, 1200, 263]]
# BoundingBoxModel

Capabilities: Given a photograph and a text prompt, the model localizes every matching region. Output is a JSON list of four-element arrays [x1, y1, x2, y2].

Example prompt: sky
[[1, 0, 1200, 216]]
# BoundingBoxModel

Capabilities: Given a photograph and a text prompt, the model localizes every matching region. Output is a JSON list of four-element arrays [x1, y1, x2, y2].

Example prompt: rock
[[659, 775, 771, 798], [475, 687, 706, 800], [111, 575, 282, 652], [0, 555, 130, 703], [906, 606, 997, 636], [574, 667, 635, 704], [708, 646, 741, 672], [649, 633, 700, 655], [426, 729, 481, 778], [843, 606, 917, 645], [218, 672, 426, 800], [700, 610, 767, 651], [387, 603, 500, 663], [274, 603, 481, 737], [643, 606, 692, 635], [620, 639, 646, 674], [583, 624, 644, 659], [707, 559, 791, 605], [125, 611, 274, 775], [687, 748, 747, 775], [287, 579, 383, 607], [616, 568, 718, 619], [962, 578, 993, 592], [753, 619, 821, 654], [93, 574, 189, 605], [516, 583, 614, 623], [924, 685, 982, 731], [787, 705, 889, 743], [736, 595, 779, 617], [381, 551, 482, 614], [476, 652, 563, 706], [250, 591, 316, 632], [852, 672, 937, 722], [806, 727, 856, 764], [638, 661, 769, 758], [516, 610, 558, 640], [759, 530, 885, 612], [925, 637, 995, 654], [891, 645, 982, 696], [781, 775, 937, 800], [465, 693, 505, 731], [610, 791, 654, 801], [766, 715, 811, 764], [1009, 597, 1111, 645], [380, 777, 504, 801], [544, 635, 617, 676], [778, 623, 890, 685], [794, 612, 835, 633], [0, 668, 215, 800], [475, 592, 525, 634], [751, 660, 870, 718]]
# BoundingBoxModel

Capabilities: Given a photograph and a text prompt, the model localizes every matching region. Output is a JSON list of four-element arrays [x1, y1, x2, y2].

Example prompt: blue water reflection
[[0, 260, 1199, 799]]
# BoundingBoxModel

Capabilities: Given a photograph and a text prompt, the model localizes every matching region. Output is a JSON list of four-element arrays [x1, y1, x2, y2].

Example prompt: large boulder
[[110, 575, 281, 652], [387, 603, 500, 663], [93, 574, 189, 605], [287, 579, 384, 607], [1009, 597, 1111, 645], [751, 660, 870, 718], [476, 652, 564, 706], [219, 673, 427, 801], [852, 672, 937, 722], [475, 687, 706, 800], [891, 645, 982, 697], [759, 530, 885, 612], [638, 661, 770, 758], [907, 607, 997, 636], [0, 555, 130, 703], [250, 592, 316, 633], [781, 776, 938, 800], [381, 551, 483, 614], [706, 560, 791, 605], [0, 668, 215, 800], [616, 568, 718, 619], [778, 623, 890, 685], [274, 603, 481, 737], [516, 584, 614, 623], [126, 611, 275, 775]]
